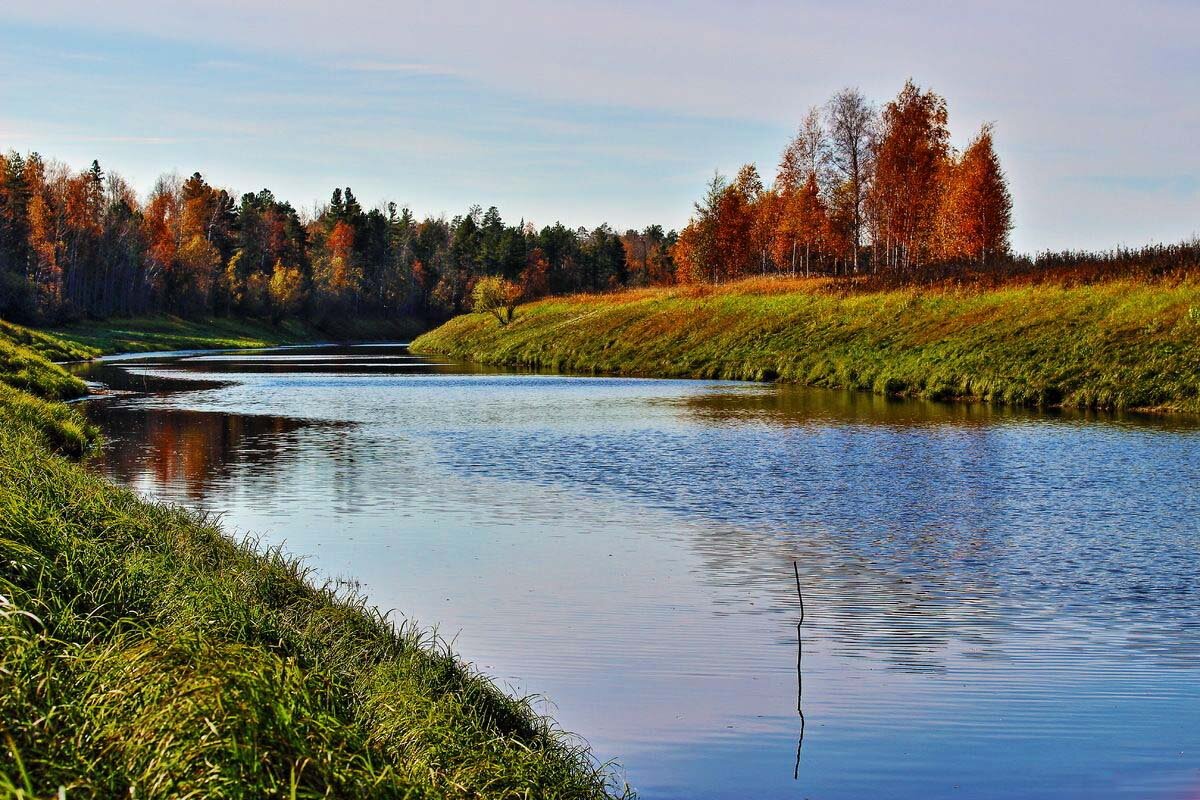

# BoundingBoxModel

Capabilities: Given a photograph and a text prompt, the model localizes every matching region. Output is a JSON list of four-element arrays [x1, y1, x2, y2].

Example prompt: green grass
[[0, 386, 97, 458], [48, 316, 326, 357], [412, 277, 1200, 413], [0, 327, 89, 401], [0, 327, 625, 799], [0, 424, 623, 798], [0, 321, 97, 362], [48, 314, 426, 358]]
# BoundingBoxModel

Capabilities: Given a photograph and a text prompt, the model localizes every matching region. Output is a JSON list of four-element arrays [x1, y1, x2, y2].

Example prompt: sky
[[1, 1, 1197, 253]]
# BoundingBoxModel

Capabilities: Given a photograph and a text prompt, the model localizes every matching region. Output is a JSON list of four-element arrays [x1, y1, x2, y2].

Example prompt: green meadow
[[47, 314, 424, 358], [414, 277, 1200, 412]]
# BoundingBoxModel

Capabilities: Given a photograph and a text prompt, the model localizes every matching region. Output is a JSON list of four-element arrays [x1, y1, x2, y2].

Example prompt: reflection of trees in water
[[84, 404, 347, 502], [86, 365, 1200, 674]]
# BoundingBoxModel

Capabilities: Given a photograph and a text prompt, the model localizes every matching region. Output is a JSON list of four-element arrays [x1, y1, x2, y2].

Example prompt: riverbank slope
[[412, 277, 1200, 412], [0, 323, 622, 798]]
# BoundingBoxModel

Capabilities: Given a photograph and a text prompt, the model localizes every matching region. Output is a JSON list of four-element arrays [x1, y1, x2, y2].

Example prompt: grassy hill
[[413, 277, 1200, 413]]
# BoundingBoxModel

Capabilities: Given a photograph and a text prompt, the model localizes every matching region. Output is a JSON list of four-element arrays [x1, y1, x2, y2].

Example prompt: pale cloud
[[339, 61, 459, 77], [72, 135, 181, 145], [4, 1, 1198, 251]]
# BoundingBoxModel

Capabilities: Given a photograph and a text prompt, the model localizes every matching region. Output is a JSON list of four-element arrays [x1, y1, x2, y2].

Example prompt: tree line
[[0, 152, 679, 324], [7, 78, 1189, 326], [674, 80, 1014, 282]]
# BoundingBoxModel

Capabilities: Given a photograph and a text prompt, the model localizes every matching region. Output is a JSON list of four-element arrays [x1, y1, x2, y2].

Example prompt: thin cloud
[[72, 135, 181, 145], [339, 61, 458, 77]]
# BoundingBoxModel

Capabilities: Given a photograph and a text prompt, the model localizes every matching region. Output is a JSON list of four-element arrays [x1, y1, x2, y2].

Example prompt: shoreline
[[0, 320, 625, 798], [412, 277, 1200, 416], [46, 314, 429, 360]]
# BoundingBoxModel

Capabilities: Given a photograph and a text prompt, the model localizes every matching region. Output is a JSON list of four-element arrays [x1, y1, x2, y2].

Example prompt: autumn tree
[[778, 108, 829, 193], [643, 225, 677, 285], [19, 157, 61, 315], [472, 275, 521, 324], [869, 80, 951, 270], [268, 260, 307, 320], [771, 115, 832, 276], [520, 246, 551, 298], [323, 220, 360, 298], [174, 233, 221, 314], [938, 124, 1013, 263], [674, 172, 724, 284], [142, 174, 181, 309], [623, 225, 679, 286], [789, 174, 832, 276]]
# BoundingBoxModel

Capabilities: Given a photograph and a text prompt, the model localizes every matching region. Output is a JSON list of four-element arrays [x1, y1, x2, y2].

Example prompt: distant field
[[413, 276, 1200, 413], [46, 314, 426, 358]]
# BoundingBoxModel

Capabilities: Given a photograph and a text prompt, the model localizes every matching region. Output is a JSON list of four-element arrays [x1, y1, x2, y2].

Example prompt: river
[[72, 343, 1200, 799]]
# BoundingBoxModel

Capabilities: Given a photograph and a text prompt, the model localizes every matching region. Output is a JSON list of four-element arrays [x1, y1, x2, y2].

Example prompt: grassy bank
[[413, 277, 1200, 412], [47, 314, 427, 358], [0, 331, 623, 798]]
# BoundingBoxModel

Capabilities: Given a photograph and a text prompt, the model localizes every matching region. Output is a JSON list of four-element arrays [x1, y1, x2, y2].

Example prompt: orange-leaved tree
[[939, 124, 1013, 263], [869, 80, 951, 270]]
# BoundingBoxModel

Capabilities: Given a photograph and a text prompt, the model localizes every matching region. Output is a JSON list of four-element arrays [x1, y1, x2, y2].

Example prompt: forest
[[1, 79, 1193, 328], [0, 157, 667, 325]]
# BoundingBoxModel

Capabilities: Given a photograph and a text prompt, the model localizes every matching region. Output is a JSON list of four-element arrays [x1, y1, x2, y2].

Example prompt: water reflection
[[793, 561, 805, 782], [72, 346, 1200, 800], [85, 404, 352, 502], [677, 381, 1200, 432]]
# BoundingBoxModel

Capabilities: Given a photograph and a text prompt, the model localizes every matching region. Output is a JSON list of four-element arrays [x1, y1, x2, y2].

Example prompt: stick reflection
[[794, 561, 805, 781]]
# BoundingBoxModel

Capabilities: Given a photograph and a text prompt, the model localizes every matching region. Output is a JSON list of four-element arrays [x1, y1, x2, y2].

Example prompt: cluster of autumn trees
[[0, 152, 681, 324], [675, 81, 1014, 281], [0, 80, 1026, 325]]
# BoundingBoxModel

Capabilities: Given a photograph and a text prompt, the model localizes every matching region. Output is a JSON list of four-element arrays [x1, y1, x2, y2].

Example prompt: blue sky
[[2, 1, 1197, 252]]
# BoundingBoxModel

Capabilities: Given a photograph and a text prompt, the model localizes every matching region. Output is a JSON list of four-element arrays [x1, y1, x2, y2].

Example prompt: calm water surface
[[73, 345, 1200, 799]]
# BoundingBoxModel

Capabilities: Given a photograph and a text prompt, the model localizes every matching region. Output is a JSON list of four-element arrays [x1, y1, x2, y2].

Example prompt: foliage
[[0, 152, 655, 327], [673, 80, 1015, 283], [472, 276, 522, 324]]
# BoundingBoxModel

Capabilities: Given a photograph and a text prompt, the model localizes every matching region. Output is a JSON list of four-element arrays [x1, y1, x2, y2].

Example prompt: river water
[[72, 344, 1200, 799]]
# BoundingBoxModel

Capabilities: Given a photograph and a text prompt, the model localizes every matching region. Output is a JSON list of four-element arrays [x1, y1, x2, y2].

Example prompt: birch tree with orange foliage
[[869, 80, 951, 271], [23, 159, 62, 312], [939, 124, 1012, 263], [724, 164, 764, 281], [142, 175, 182, 307], [674, 172, 725, 283]]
